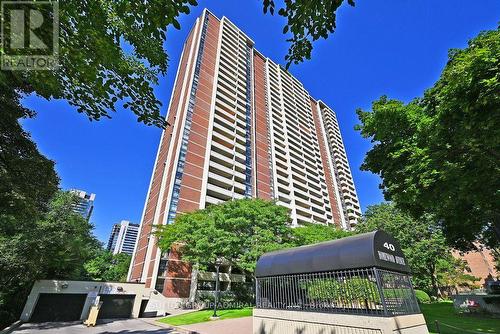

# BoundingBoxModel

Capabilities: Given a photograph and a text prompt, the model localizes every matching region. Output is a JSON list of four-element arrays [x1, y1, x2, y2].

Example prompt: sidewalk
[[181, 317, 252, 334], [10, 319, 180, 334]]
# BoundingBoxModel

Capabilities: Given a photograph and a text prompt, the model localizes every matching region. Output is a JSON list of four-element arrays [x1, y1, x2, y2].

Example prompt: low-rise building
[[453, 244, 498, 287], [20, 280, 172, 322]]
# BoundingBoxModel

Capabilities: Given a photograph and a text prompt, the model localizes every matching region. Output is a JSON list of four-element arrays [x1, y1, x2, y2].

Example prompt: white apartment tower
[[107, 221, 139, 256]]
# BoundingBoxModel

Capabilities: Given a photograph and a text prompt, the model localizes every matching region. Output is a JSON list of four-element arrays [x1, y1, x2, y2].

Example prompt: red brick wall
[[164, 244, 193, 298], [176, 13, 220, 215], [159, 13, 221, 296], [453, 245, 498, 285], [310, 99, 342, 227], [253, 53, 273, 200], [131, 12, 222, 297], [129, 17, 201, 284]]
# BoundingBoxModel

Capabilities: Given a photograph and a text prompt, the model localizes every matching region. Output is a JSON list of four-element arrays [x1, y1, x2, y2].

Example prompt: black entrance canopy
[[255, 230, 410, 277]]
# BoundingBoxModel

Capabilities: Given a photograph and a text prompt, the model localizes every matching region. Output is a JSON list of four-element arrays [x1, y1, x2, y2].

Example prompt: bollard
[[434, 320, 441, 334]]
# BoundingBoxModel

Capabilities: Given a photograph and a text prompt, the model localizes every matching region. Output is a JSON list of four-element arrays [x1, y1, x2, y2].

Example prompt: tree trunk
[[493, 221, 500, 244], [429, 265, 442, 298]]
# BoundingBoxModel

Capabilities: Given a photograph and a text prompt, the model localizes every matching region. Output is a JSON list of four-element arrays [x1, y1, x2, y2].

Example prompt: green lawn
[[421, 301, 500, 334], [158, 307, 253, 326], [158, 302, 500, 332]]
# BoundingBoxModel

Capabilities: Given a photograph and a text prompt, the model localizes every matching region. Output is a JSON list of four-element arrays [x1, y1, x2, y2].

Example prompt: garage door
[[30, 293, 87, 322], [97, 294, 135, 319]]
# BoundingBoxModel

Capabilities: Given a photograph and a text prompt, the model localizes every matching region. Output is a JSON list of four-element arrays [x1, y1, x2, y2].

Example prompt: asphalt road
[[12, 319, 180, 334]]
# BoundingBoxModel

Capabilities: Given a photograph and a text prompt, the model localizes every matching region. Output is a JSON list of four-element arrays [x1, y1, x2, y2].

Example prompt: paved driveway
[[12, 319, 179, 334]]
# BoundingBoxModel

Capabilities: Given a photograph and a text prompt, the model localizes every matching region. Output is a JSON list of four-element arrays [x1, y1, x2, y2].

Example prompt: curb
[[170, 325, 200, 334], [141, 319, 199, 334], [0, 320, 23, 334]]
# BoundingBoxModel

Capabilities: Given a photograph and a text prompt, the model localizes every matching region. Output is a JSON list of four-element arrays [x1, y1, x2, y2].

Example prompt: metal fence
[[377, 269, 420, 315], [256, 267, 420, 316]]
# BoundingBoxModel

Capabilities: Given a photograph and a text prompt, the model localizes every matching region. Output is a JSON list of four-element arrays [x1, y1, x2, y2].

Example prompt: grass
[[421, 301, 500, 334], [158, 302, 500, 332], [158, 307, 253, 326]]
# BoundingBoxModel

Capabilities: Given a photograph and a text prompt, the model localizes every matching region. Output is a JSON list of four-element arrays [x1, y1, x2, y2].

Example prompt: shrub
[[415, 289, 431, 303], [196, 290, 254, 309]]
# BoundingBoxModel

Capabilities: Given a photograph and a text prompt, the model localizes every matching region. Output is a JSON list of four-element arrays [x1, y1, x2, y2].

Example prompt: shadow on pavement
[[15, 321, 81, 331], [101, 331, 176, 334], [15, 319, 179, 334]]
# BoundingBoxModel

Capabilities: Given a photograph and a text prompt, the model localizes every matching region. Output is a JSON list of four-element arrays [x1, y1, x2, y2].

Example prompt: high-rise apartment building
[[129, 9, 361, 299], [107, 220, 140, 256], [70, 189, 95, 222]]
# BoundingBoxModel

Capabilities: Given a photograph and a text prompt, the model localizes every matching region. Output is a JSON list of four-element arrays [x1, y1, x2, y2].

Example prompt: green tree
[[355, 203, 455, 296], [262, 0, 354, 68], [356, 29, 500, 249], [156, 198, 293, 275], [1, 0, 198, 127], [156, 199, 355, 276], [0, 94, 59, 225], [1, 1, 353, 128], [84, 251, 132, 282], [0, 191, 99, 328], [0, 98, 66, 327], [436, 258, 479, 295], [292, 223, 353, 246]]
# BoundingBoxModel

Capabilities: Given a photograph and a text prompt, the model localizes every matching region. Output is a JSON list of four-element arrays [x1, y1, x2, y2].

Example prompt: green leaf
[[356, 28, 500, 250]]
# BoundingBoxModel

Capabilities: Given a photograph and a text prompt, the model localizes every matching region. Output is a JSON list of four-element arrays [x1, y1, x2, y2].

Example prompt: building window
[[243, 44, 253, 197], [197, 280, 216, 291], [155, 278, 165, 293]]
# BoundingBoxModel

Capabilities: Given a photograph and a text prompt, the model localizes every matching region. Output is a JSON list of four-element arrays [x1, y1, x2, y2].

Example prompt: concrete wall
[[20, 280, 148, 322], [253, 309, 429, 334]]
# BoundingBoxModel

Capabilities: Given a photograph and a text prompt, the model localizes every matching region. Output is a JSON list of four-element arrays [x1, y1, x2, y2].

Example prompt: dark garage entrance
[[30, 293, 87, 322], [97, 294, 135, 319]]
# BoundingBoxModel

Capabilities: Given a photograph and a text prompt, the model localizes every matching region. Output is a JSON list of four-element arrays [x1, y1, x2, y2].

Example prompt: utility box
[[253, 230, 429, 334], [84, 299, 102, 327]]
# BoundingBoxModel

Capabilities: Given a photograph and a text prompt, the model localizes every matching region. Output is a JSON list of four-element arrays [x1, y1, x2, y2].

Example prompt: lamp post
[[212, 258, 223, 319]]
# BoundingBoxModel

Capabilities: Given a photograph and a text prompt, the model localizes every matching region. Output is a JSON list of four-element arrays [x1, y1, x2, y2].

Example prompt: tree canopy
[[356, 28, 500, 250], [355, 203, 478, 296], [156, 198, 293, 275], [0, 92, 59, 224], [84, 251, 132, 282], [156, 199, 353, 276], [0, 191, 100, 328], [1, 0, 353, 127], [262, 0, 354, 68], [1, 0, 197, 127], [291, 223, 353, 246]]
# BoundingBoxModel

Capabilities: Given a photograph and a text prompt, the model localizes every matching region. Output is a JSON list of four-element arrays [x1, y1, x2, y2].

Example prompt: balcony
[[209, 160, 234, 179], [208, 171, 233, 190], [206, 183, 232, 201]]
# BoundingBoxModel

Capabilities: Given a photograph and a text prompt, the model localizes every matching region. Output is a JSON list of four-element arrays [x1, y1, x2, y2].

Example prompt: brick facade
[[129, 15, 202, 285], [129, 9, 361, 299], [310, 99, 343, 227], [253, 52, 273, 200], [453, 245, 498, 286]]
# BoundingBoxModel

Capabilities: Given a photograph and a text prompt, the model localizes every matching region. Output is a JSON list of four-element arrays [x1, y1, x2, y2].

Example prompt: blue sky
[[21, 0, 500, 243]]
